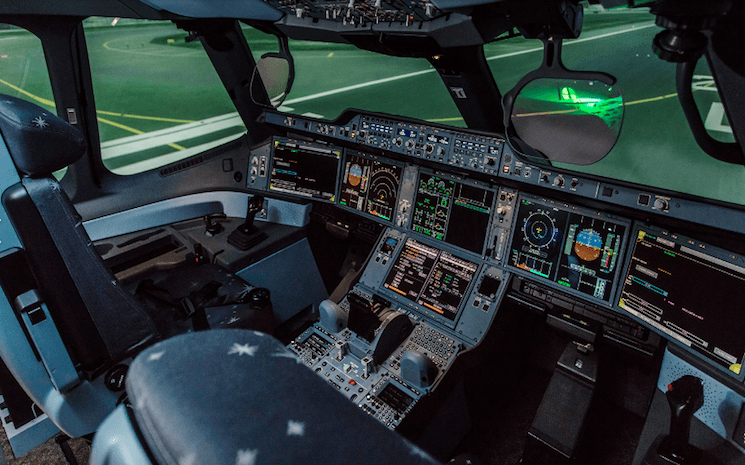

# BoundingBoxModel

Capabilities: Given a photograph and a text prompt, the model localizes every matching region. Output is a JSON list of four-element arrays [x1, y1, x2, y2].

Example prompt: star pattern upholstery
[[126, 329, 441, 465]]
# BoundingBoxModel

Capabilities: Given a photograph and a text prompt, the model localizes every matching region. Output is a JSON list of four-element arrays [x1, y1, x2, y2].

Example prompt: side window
[[84, 18, 243, 175], [0, 24, 61, 177]]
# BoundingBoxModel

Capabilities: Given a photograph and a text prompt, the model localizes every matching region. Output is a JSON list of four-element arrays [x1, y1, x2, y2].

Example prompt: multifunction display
[[411, 174, 494, 254], [339, 153, 402, 222], [269, 139, 341, 200], [619, 228, 745, 376], [383, 238, 478, 321], [508, 197, 627, 302]]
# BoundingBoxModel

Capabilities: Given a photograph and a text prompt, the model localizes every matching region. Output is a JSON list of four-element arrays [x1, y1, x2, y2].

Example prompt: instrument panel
[[255, 110, 745, 392]]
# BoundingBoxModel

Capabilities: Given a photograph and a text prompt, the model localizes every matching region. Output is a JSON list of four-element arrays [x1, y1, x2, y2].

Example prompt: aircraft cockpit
[[0, 0, 744, 464]]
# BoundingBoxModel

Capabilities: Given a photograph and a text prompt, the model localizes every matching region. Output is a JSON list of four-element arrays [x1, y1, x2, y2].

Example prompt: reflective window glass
[[84, 18, 243, 175]]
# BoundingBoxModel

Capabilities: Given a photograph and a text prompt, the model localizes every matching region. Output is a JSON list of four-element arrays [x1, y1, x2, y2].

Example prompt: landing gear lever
[[227, 196, 267, 251]]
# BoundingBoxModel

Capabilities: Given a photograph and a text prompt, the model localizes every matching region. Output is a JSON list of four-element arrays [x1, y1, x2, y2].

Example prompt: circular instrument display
[[574, 228, 603, 261], [523, 211, 558, 248], [348, 164, 363, 187]]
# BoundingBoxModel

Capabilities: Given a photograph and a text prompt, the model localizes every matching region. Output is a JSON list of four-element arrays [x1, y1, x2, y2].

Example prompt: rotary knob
[[653, 198, 669, 211], [552, 176, 565, 188]]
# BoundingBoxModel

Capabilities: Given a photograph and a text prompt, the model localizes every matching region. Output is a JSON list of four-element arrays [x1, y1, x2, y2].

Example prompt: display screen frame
[[408, 169, 497, 257], [505, 193, 631, 308], [380, 237, 481, 328], [268, 137, 342, 201], [616, 223, 745, 381], [337, 149, 405, 224]]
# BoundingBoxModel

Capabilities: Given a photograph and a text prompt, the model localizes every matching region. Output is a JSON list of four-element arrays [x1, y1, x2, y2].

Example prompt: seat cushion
[[127, 329, 439, 465]]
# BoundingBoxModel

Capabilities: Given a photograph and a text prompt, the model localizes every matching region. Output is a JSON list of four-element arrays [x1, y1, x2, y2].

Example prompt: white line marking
[[704, 102, 732, 135], [112, 133, 245, 175], [282, 68, 436, 105], [100, 22, 657, 163], [283, 22, 657, 104], [101, 113, 244, 158]]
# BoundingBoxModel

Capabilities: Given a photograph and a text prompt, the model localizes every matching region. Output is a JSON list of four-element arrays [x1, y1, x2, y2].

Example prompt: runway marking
[[0, 78, 55, 107], [96, 110, 195, 123], [101, 112, 244, 158], [98, 117, 186, 151], [624, 93, 678, 106], [0, 79, 191, 149], [704, 102, 732, 134], [283, 22, 656, 106]]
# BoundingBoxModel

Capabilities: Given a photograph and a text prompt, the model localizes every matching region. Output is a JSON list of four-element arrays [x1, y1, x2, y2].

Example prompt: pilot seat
[[0, 93, 272, 440]]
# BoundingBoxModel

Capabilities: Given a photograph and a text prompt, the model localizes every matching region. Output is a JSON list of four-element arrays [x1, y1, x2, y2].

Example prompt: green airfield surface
[[1, 11, 744, 204]]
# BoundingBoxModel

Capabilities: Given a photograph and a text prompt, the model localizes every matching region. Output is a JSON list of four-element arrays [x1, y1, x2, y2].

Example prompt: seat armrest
[[13, 289, 80, 393]]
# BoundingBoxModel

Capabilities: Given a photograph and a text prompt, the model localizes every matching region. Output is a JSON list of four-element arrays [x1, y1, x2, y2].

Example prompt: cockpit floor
[[0, 428, 89, 465]]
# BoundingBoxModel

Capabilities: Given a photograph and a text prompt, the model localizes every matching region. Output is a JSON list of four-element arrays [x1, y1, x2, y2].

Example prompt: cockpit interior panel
[[3, 3, 745, 464]]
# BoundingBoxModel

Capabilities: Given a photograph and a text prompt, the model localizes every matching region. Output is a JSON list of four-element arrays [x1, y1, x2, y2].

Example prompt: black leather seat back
[[0, 94, 158, 374]]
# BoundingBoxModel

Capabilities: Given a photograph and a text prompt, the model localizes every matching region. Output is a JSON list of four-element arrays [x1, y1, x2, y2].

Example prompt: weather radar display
[[509, 197, 626, 302], [340, 153, 402, 222]]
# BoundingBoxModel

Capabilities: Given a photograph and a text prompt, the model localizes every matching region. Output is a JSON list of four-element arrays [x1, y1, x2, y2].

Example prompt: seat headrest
[[0, 94, 86, 176]]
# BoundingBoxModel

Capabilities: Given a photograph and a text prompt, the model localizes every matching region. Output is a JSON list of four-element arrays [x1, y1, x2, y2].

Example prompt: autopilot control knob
[[552, 176, 565, 188], [394, 137, 403, 147]]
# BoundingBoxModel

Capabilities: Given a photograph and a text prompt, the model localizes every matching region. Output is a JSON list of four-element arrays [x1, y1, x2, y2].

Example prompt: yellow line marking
[[625, 92, 678, 106], [93, 110, 194, 123], [0, 78, 55, 107], [427, 117, 464, 123], [97, 117, 185, 151], [514, 109, 579, 117], [121, 113, 194, 124], [327, 52, 334, 58], [0, 79, 187, 151]]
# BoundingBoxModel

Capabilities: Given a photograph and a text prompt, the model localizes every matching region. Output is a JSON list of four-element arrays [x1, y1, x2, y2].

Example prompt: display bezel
[[379, 237, 481, 328], [505, 193, 631, 308], [268, 137, 342, 202], [616, 223, 745, 382], [408, 169, 497, 257], [337, 149, 405, 224]]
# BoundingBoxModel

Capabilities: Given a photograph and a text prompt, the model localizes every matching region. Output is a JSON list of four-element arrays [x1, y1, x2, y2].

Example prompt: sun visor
[[138, 0, 283, 21]]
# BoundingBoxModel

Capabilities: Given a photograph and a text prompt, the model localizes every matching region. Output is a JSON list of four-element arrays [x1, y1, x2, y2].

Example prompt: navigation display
[[508, 196, 627, 302], [411, 173, 494, 254], [339, 152, 402, 222], [269, 139, 341, 200], [383, 238, 478, 321], [619, 228, 745, 376]]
